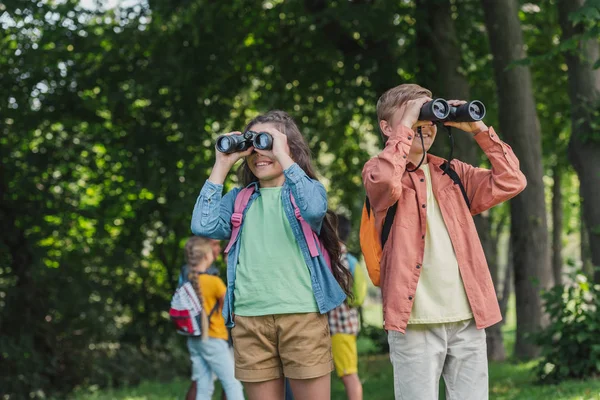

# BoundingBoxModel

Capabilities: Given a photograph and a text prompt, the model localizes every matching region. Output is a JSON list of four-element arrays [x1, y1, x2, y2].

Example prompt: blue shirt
[[190, 163, 346, 327]]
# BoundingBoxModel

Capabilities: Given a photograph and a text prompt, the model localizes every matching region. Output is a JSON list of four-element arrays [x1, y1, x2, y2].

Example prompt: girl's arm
[[262, 128, 327, 234], [191, 182, 239, 240], [191, 132, 251, 239], [284, 163, 328, 233]]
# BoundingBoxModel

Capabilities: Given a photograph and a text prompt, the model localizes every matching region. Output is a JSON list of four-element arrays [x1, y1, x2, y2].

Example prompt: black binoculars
[[216, 131, 273, 154], [419, 99, 486, 122]]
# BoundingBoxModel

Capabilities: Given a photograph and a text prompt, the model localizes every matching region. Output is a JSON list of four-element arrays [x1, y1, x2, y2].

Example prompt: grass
[[68, 301, 600, 400]]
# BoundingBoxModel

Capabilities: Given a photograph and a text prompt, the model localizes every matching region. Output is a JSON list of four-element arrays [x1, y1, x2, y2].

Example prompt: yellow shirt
[[197, 274, 228, 340], [408, 164, 473, 324]]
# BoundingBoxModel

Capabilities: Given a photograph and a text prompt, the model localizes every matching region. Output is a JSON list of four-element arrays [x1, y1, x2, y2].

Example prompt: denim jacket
[[191, 163, 346, 327]]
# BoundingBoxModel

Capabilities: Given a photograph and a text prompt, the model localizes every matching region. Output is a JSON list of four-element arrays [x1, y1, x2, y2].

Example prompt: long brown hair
[[184, 236, 212, 340], [238, 110, 353, 297]]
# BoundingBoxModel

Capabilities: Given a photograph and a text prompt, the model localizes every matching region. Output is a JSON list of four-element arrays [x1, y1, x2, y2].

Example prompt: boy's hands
[[398, 97, 433, 130], [443, 100, 488, 134]]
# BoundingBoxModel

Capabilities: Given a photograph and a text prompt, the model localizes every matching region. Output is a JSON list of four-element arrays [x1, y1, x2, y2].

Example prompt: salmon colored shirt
[[362, 126, 526, 333]]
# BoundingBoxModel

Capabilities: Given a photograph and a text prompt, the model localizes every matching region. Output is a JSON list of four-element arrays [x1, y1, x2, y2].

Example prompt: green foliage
[[534, 271, 600, 383], [359, 324, 389, 355], [0, 0, 594, 397]]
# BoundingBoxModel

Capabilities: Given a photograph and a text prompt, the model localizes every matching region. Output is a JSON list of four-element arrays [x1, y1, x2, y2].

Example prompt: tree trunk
[[558, 0, 600, 283], [481, 0, 553, 359], [581, 205, 594, 277], [416, 0, 505, 360], [552, 164, 563, 285]]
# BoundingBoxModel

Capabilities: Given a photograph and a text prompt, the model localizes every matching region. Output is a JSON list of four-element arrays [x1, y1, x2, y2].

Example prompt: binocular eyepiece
[[418, 99, 486, 123], [216, 131, 273, 154]]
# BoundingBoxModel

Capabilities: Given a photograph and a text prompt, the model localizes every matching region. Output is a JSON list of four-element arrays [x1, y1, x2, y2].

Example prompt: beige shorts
[[231, 313, 334, 382]]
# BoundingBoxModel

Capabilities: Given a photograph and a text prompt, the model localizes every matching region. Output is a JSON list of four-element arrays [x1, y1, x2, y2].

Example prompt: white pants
[[387, 319, 488, 400]]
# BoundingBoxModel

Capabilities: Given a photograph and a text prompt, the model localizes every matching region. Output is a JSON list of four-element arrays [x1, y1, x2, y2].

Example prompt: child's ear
[[379, 120, 391, 138]]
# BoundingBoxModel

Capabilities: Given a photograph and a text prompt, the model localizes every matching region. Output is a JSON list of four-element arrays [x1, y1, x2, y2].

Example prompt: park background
[[1, 0, 600, 399]]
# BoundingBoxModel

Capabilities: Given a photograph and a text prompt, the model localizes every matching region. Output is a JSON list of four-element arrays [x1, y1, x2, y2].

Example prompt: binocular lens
[[215, 131, 273, 153], [216, 136, 235, 153], [433, 101, 449, 119], [468, 101, 485, 120], [254, 133, 272, 150]]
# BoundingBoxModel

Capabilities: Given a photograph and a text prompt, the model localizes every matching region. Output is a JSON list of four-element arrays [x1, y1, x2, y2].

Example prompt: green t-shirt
[[234, 187, 319, 316]]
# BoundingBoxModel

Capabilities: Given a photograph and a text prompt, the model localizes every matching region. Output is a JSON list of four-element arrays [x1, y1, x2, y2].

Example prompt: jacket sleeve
[[190, 180, 239, 240], [284, 163, 328, 234], [455, 127, 527, 215], [362, 126, 415, 213]]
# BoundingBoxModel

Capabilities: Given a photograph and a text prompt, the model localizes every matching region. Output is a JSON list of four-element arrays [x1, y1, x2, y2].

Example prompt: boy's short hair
[[377, 84, 432, 133]]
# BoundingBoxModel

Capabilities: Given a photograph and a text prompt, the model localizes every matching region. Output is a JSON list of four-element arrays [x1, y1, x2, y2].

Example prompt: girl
[[184, 236, 245, 400], [191, 110, 352, 400]]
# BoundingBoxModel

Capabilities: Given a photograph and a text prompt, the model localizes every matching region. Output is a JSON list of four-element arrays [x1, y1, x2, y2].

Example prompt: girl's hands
[[214, 131, 254, 169], [208, 131, 253, 185], [254, 127, 294, 170], [443, 100, 488, 134]]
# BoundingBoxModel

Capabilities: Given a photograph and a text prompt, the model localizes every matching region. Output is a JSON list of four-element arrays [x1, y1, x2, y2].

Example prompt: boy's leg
[[387, 324, 447, 400], [187, 338, 215, 400], [442, 319, 488, 400], [332, 333, 362, 400], [341, 374, 363, 400], [201, 338, 245, 400]]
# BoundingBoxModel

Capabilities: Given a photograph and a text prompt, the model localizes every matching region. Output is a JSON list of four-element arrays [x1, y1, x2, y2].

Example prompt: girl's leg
[[288, 374, 330, 400], [201, 338, 245, 400], [187, 338, 215, 400], [243, 377, 285, 400], [277, 313, 334, 400]]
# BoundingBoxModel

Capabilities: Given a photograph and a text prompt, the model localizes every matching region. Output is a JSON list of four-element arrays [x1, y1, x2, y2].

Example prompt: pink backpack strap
[[290, 194, 319, 257], [224, 186, 255, 254], [290, 194, 332, 271]]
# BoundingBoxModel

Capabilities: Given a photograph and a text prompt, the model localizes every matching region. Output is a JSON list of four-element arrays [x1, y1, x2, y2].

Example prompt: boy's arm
[[362, 125, 415, 212], [456, 127, 527, 215]]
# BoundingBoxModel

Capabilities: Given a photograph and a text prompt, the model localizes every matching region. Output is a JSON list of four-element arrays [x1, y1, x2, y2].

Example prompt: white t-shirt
[[408, 164, 473, 324]]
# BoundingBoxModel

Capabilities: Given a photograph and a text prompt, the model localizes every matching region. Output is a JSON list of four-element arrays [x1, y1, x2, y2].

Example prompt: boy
[[362, 84, 526, 399]]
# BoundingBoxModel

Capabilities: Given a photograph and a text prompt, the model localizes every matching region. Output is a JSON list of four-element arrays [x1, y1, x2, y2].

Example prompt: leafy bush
[[534, 271, 600, 383], [360, 324, 389, 354]]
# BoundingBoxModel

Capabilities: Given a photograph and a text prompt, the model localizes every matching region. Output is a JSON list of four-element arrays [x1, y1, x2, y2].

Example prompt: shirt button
[[408, 296, 413, 300], [422, 204, 426, 208]]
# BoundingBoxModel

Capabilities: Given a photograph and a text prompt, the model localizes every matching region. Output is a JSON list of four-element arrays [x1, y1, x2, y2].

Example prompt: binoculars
[[216, 131, 273, 154], [419, 99, 486, 122]]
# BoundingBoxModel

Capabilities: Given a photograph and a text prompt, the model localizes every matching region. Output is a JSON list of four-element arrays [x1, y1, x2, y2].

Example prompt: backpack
[[359, 162, 470, 286], [169, 279, 220, 336], [345, 252, 367, 308], [224, 186, 332, 269]]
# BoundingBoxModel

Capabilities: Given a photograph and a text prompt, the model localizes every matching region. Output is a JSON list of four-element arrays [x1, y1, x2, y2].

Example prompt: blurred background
[[1, 0, 599, 399]]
